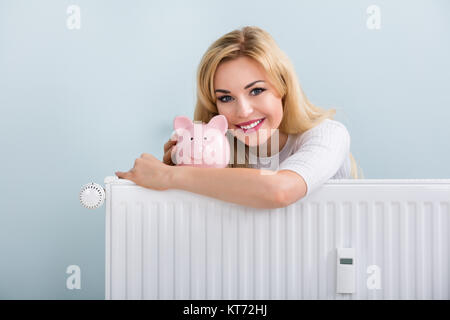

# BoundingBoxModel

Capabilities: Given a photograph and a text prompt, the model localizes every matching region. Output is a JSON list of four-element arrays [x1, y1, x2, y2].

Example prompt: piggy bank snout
[[173, 124, 230, 168]]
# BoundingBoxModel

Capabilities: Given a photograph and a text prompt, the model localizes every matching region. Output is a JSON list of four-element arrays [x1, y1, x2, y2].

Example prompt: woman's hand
[[115, 153, 173, 191], [163, 133, 178, 166]]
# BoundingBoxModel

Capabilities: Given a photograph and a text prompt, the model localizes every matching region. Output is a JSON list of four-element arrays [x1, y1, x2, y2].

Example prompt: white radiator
[[101, 177, 450, 300]]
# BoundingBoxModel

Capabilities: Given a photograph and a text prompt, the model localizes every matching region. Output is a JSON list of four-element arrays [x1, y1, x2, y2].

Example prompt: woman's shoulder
[[291, 119, 350, 147], [294, 118, 349, 136], [314, 118, 348, 131]]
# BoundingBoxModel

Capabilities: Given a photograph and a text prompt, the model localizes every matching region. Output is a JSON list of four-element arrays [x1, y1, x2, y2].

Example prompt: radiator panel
[[105, 179, 450, 300]]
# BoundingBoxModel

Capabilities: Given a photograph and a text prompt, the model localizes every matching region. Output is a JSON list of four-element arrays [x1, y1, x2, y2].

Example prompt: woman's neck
[[255, 131, 288, 157]]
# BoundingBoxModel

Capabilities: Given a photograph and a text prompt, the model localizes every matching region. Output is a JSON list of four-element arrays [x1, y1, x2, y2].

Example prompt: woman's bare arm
[[169, 166, 307, 209]]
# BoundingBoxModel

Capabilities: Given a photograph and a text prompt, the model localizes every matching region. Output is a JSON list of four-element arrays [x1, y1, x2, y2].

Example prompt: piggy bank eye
[[204, 137, 207, 140], [190, 137, 193, 141]]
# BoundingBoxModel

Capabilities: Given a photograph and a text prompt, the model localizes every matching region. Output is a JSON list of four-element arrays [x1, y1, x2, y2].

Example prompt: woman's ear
[[207, 115, 228, 134], [173, 116, 192, 130]]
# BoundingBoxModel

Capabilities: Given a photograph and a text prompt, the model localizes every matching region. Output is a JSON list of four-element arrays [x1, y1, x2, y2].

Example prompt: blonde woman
[[116, 26, 362, 209]]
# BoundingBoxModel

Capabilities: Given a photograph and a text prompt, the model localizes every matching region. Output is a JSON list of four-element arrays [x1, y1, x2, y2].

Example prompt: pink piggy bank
[[172, 115, 230, 168]]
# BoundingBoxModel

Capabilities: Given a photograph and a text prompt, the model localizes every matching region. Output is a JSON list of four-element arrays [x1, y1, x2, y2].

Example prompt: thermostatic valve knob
[[79, 182, 105, 209]]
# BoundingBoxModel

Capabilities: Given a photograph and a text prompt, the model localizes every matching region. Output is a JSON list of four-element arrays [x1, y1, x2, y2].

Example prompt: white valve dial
[[79, 182, 105, 209]]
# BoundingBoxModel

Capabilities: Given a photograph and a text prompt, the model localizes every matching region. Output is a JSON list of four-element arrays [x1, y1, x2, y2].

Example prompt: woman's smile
[[236, 117, 265, 133]]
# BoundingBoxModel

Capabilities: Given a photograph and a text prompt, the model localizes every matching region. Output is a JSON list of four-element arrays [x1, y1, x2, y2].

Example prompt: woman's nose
[[236, 98, 254, 118]]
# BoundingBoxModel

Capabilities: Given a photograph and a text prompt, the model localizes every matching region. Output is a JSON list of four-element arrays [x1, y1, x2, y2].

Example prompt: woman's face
[[213, 56, 284, 147]]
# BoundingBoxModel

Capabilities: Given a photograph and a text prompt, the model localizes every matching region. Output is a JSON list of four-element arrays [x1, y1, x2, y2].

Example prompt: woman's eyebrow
[[214, 80, 265, 94]]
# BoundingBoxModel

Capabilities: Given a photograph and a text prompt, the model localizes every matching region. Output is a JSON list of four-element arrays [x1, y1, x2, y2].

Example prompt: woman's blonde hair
[[193, 26, 363, 179]]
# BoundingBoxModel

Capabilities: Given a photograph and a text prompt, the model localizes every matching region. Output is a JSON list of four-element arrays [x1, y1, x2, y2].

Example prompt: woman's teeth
[[239, 119, 263, 130]]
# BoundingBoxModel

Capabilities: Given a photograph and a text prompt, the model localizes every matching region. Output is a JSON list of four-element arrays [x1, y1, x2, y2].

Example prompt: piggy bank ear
[[173, 116, 192, 130], [207, 115, 228, 134]]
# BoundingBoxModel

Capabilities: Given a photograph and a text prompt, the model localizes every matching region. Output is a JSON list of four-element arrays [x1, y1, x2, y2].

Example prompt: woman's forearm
[[169, 166, 283, 209]]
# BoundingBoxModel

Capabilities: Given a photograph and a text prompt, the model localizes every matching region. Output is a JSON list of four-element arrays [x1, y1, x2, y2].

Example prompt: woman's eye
[[251, 87, 265, 95], [217, 87, 266, 103], [218, 95, 232, 103]]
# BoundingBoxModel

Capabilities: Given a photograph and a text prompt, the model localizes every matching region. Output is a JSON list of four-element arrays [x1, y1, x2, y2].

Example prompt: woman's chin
[[235, 131, 270, 147]]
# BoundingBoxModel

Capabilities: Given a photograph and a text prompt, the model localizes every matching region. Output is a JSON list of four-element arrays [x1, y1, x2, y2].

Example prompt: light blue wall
[[0, 0, 449, 299]]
